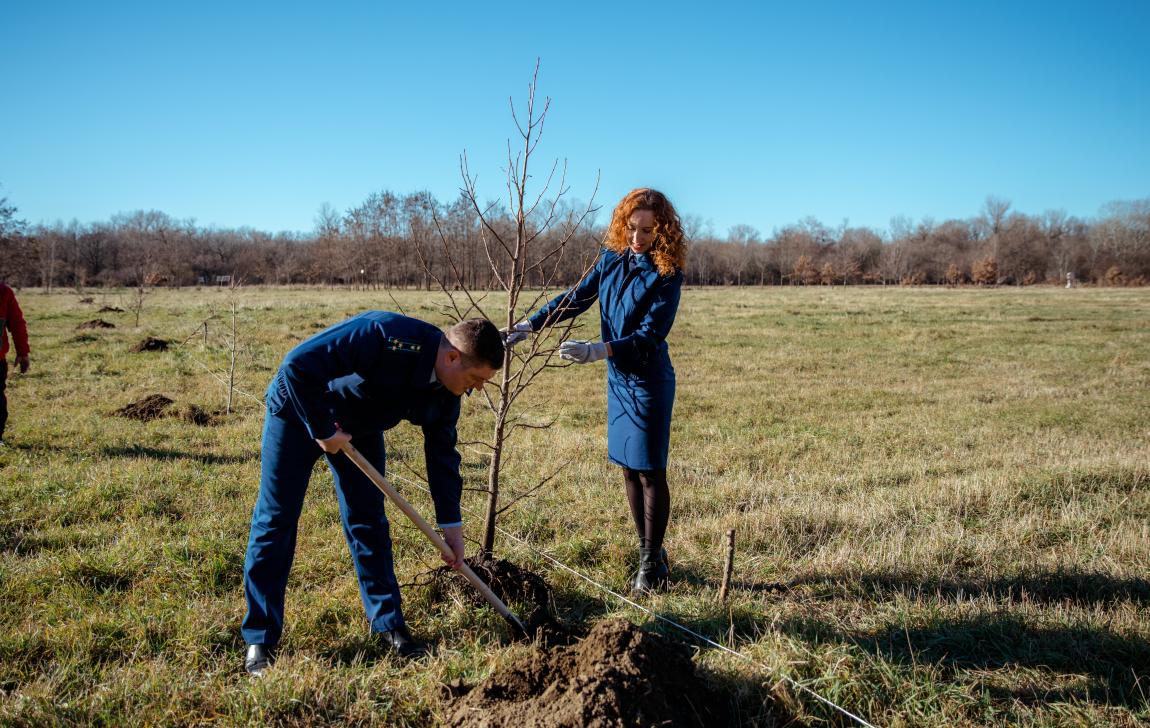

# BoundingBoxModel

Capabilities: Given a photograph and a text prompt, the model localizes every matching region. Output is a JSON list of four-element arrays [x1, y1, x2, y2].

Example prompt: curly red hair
[[604, 188, 687, 276]]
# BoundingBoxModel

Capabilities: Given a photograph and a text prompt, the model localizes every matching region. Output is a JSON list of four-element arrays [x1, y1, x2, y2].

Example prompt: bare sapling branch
[[224, 276, 245, 415], [408, 62, 600, 557]]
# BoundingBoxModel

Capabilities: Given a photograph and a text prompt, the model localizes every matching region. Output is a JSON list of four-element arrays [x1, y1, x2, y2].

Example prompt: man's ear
[[444, 347, 462, 367]]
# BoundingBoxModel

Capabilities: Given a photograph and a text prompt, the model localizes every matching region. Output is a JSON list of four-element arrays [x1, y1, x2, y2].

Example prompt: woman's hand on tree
[[501, 321, 533, 348]]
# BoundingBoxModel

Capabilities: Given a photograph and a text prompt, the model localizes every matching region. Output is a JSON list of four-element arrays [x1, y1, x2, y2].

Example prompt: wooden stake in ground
[[719, 528, 735, 603]]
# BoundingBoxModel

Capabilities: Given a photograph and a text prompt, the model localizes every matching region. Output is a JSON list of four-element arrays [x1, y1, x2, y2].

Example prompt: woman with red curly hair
[[506, 188, 686, 594]]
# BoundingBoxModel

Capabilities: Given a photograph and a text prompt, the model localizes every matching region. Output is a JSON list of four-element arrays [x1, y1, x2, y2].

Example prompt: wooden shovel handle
[[340, 443, 526, 634]]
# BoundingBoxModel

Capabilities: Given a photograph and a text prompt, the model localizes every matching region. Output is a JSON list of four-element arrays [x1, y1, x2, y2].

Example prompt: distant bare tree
[[727, 223, 762, 246], [129, 281, 150, 328], [0, 191, 33, 284], [35, 229, 59, 293], [982, 196, 1012, 237], [681, 214, 711, 243], [0, 193, 23, 239], [981, 195, 1012, 275], [997, 214, 1046, 284], [1092, 199, 1150, 282], [1042, 209, 1071, 280]]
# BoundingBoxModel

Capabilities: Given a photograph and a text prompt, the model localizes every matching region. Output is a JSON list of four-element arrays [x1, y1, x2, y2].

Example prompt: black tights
[[623, 467, 670, 551]]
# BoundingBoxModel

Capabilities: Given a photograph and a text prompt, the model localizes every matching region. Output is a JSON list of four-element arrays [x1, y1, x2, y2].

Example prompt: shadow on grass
[[614, 567, 1150, 716], [100, 444, 257, 465], [318, 634, 408, 667], [777, 610, 1150, 712], [665, 559, 791, 597], [791, 567, 1150, 608]]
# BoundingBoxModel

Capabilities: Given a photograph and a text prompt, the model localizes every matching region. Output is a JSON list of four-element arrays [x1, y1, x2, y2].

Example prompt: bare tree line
[[2, 191, 1148, 288]]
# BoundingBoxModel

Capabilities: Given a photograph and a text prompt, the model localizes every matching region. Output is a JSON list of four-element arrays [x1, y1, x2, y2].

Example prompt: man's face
[[437, 349, 498, 395]]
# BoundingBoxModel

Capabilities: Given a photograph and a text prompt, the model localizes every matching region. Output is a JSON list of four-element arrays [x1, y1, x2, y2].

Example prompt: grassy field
[[1, 284, 1148, 726]]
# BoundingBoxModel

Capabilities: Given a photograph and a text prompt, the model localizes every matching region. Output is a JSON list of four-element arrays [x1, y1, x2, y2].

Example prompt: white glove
[[559, 340, 608, 364], [502, 320, 533, 348]]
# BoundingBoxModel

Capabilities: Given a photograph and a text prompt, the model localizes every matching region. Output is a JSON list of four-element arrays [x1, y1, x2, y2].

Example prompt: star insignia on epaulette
[[386, 336, 422, 353]]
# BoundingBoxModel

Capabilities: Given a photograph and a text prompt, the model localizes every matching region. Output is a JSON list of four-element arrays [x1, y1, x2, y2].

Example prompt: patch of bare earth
[[180, 404, 222, 426], [130, 337, 169, 352], [112, 394, 173, 421], [433, 556, 575, 646], [449, 619, 731, 727], [77, 319, 115, 330]]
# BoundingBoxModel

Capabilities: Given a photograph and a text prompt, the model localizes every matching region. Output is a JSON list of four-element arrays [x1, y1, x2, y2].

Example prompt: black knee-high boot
[[625, 468, 671, 594]]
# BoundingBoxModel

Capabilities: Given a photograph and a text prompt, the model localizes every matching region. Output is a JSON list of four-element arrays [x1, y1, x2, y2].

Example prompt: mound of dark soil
[[97, 306, 124, 313], [449, 619, 730, 727], [181, 404, 221, 426], [77, 319, 116, 330], [113, 394, 173, 421], [434, 556, 574, 645], [130, 337, 169, 352]]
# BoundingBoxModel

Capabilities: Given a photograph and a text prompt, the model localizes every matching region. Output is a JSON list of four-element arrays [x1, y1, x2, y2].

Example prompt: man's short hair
[[444, 318, 505, 370]]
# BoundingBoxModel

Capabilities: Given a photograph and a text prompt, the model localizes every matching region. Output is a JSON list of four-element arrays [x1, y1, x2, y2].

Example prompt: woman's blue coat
[[529, 248, 682, 470]]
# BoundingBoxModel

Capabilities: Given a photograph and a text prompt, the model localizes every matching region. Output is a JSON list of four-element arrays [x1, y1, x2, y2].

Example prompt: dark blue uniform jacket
[[265, 311, 463, 526], [528, 248, 682, 381], [528, 249, 682, 469]]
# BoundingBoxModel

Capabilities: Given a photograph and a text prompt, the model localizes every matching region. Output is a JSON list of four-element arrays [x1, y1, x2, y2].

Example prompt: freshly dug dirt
[[449, 619, 730, 727], [77, 319, 116, 330], [113, 394, 173, 421], [97, 306, 124, 313], [434, 556, 575, 645], [130, 337, 169, 352], [181, 404, 221, 426]]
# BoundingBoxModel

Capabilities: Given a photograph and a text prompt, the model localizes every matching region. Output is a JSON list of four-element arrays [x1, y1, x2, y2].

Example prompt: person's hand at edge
[[440, 526, 465, 569]]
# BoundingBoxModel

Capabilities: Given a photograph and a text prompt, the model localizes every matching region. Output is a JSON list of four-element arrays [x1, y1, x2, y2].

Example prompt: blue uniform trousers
[[241, 407, 404, 646]]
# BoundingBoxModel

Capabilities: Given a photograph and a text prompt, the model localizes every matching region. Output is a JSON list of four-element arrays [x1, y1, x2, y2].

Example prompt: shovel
[[341, 443, 528, 639]]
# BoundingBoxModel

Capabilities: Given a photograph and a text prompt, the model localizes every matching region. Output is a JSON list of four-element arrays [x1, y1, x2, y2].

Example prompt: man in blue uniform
[[242, 313, 504, 675]]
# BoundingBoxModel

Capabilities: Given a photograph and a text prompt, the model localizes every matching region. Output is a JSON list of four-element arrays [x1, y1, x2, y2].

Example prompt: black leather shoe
[[377, 626, 429, 660], [244, 644, 276, 676]]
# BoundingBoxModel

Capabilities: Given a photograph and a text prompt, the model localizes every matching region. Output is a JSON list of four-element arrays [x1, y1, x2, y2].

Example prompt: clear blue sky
[[2, 1, 1147, 238]]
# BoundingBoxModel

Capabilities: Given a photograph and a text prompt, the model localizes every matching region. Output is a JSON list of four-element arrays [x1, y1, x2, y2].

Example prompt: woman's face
[[626, 209, 657, 254]]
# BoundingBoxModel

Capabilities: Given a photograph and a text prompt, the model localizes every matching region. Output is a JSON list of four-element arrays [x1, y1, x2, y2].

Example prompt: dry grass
[[1, 284, 1148, 726]]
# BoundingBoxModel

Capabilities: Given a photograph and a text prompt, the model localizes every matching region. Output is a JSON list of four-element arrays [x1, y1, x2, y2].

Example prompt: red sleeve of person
[[0, 283, 31, 369]]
